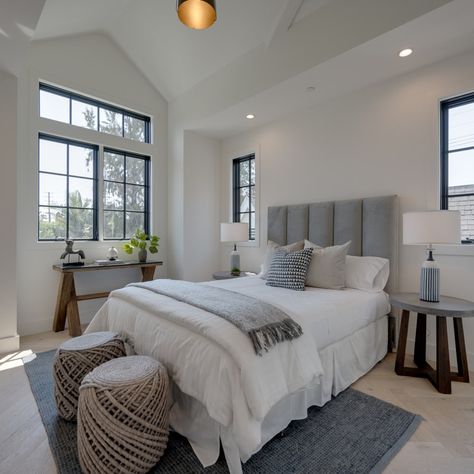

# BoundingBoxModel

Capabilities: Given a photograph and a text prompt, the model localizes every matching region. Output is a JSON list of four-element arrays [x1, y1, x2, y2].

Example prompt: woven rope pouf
[[77, 355, 170, 474], [53, 331, 125, 421]]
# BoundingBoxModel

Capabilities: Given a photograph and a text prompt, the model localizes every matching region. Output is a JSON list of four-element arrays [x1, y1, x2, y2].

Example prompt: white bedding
[[86, 276, 390, 472]]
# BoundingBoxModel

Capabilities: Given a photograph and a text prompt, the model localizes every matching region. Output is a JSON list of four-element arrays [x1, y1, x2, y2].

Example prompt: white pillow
[[345, 255, 390, 292], [304, 240, 351, 290], [259, 240, 304, 279]]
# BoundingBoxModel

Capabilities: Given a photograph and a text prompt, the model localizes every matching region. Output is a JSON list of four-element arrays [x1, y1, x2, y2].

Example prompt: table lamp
[[220, 223, 249, 275], [403, 210, 460, 302]]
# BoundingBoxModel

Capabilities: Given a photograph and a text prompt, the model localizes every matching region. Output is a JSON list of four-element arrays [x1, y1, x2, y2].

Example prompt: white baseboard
[[406, 338, 474, 369], [0, 334, 20, 354], [18, 311, 96, 337]]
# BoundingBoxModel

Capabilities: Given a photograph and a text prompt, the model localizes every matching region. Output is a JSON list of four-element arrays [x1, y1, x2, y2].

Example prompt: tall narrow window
[[38, 135, 98, 241], [103, 149, 150, 240], [441, 92, 474, 243], [232, 154, 255, 241]]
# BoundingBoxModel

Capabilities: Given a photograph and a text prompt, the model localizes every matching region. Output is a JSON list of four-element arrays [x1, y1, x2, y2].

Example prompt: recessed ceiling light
[[306, 86, 316, 93], [246, 114, 255, 119], [399, 48, 413, 58]]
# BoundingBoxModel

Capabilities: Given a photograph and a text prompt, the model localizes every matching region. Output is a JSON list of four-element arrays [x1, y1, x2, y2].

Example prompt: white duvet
[[86, 276, 390, 463]]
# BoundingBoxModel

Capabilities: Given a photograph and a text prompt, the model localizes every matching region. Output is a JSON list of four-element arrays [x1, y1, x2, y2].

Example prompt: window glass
[[40, 90, 69, 123], [441, 94, 474, 242], [71, 100, 98, 130], [38, 135, 97, 240], [124, 116, 146, 142], [232, 154, 256, 241], [100, 108, 123, 137]]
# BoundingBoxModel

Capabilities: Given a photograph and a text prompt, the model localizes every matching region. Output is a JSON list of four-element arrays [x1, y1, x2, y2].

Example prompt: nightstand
[[212, 271, 257, 280], [391, 292, 474, 394]]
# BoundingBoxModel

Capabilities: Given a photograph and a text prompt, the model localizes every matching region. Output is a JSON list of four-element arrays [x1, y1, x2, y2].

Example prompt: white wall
[[0, 70, 19, 352], [219, 49, 474, 365], [17, 33, 168, 336], [182, 131, 221, 281]]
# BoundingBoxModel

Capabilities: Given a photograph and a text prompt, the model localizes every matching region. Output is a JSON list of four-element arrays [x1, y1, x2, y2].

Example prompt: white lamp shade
[[220, 223, 248, 242], [403, 210, 460, 245]]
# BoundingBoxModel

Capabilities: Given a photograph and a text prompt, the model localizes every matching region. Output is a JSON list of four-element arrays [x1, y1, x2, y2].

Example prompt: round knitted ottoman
[[53, 331, 125, 421], [77, 355, 170, 474]]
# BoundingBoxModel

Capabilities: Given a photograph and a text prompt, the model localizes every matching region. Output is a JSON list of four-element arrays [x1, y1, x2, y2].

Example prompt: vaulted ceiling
[[4, 0, 474, 138]]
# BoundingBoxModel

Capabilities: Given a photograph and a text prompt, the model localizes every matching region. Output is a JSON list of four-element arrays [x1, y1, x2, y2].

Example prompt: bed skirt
[[170, 315, 388, 474]]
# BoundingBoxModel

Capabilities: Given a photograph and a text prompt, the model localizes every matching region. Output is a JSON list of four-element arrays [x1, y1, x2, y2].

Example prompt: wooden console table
[[52, 261, 163, 337]]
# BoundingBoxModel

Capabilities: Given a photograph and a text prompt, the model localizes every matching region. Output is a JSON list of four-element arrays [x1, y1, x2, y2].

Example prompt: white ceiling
[[12, 0, 474, 139], [34, 0, 292, 99], [0, 0, 45, 75], [193, 0, 474, 138]]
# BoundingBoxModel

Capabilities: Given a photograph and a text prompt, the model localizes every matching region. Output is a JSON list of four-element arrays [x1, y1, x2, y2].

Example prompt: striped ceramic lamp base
[[419, 259, 440, 303]]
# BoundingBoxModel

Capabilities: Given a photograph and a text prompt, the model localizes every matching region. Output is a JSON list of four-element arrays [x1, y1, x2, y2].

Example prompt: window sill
[[436, 244, 474, 257]]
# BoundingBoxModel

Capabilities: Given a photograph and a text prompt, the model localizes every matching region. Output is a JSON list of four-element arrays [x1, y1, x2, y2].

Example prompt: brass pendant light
[[177, 0, 217, 30]]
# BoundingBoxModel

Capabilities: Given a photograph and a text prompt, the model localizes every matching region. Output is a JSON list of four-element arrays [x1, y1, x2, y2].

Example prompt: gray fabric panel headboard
[[268, 195, 399, 293]]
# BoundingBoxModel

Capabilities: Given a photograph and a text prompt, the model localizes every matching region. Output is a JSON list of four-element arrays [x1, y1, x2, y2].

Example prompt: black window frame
[[103, 148, 151, 241], [39, 83, 151, 144], [440, 91, 474, 244], [232, 154, 256, 241], [38, 133, 99, 241]]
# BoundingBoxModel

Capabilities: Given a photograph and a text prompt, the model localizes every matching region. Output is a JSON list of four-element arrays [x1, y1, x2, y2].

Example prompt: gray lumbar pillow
[[259, 240, 304, 279], [304, 240, 351, 290]]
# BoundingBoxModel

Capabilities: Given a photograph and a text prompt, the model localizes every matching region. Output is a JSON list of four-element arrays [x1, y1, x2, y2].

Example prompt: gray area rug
[[24, 350, 421, 473]]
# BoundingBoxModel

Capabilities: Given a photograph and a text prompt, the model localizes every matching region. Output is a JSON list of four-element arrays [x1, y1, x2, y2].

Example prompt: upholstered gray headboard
[[268, 195, 399, 293]]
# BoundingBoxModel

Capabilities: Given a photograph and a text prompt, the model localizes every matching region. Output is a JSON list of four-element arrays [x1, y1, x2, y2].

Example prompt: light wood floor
[[1, 330, 474, 474]]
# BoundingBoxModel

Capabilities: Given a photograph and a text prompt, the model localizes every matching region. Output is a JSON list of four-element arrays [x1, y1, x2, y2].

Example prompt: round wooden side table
[[212, 271, 257, 280], [390, 293, 474, 394]]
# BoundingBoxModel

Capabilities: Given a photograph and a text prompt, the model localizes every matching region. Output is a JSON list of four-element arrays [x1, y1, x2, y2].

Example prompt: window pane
[[240, 187, 251, 213], [250, 186, 256, 212], [239, 212, 249, 224], [448, 149, 474, 192], [39, 139, 67, 174], [39, 173, 67, 206], [126, 212, 145, 238], [250, 159, 255, 185], [69, 145, 94, 178], [126, 156, 145, 184], [448, 102, 474, 151], [40, 90, 70, 123], [126, 185, 145, 211], [448, 196, 474, 241], [124, 116, 145, 142], [104, 181, 124, 210], [250, 213, 255, 240], [71, 100, 98, 130], [39, 207, 66, 240], [239, 160, 250, 186], [104, 152, 124, 182], [104, 211, 124, 239], [69, 209, 93, 239], [69, 177, 93, 208], [100, 108, 123, 136]]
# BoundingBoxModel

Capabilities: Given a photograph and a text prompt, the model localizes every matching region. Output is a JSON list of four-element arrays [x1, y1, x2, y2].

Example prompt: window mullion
[[97, 145, 104, 241]]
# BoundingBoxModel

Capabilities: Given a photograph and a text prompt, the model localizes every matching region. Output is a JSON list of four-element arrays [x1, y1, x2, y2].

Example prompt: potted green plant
[[123, 229, 160, 263]]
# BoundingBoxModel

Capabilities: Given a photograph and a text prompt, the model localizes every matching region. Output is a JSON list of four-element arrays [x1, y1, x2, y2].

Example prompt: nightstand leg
[[395, 309, 410, 375], [414, 313, 427, 367], [453, 318, 470, 383], [436, 316, 451, 394]]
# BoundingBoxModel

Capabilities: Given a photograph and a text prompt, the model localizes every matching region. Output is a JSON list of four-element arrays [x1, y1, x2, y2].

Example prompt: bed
[[86, 195, 398, 474]]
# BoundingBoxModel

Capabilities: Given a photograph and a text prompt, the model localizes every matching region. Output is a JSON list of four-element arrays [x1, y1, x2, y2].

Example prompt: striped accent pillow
[[266, 248, 313, 291]]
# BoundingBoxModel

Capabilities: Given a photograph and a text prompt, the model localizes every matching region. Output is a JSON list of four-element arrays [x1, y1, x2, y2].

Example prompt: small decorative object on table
[[60, 239, 85, 267], [403, 211, 460, 302], [123, 229, 160, 263], [107, 247, 119, 261], [220, 222, 249, 274]]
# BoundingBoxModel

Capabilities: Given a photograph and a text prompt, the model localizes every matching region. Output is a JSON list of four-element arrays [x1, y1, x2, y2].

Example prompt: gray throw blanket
[[128, 279, 303, 356]]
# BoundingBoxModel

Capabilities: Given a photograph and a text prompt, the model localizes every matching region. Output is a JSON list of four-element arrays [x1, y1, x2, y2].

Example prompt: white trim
[[224, 146, 261, 248], [0, 335, 20, 354]]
